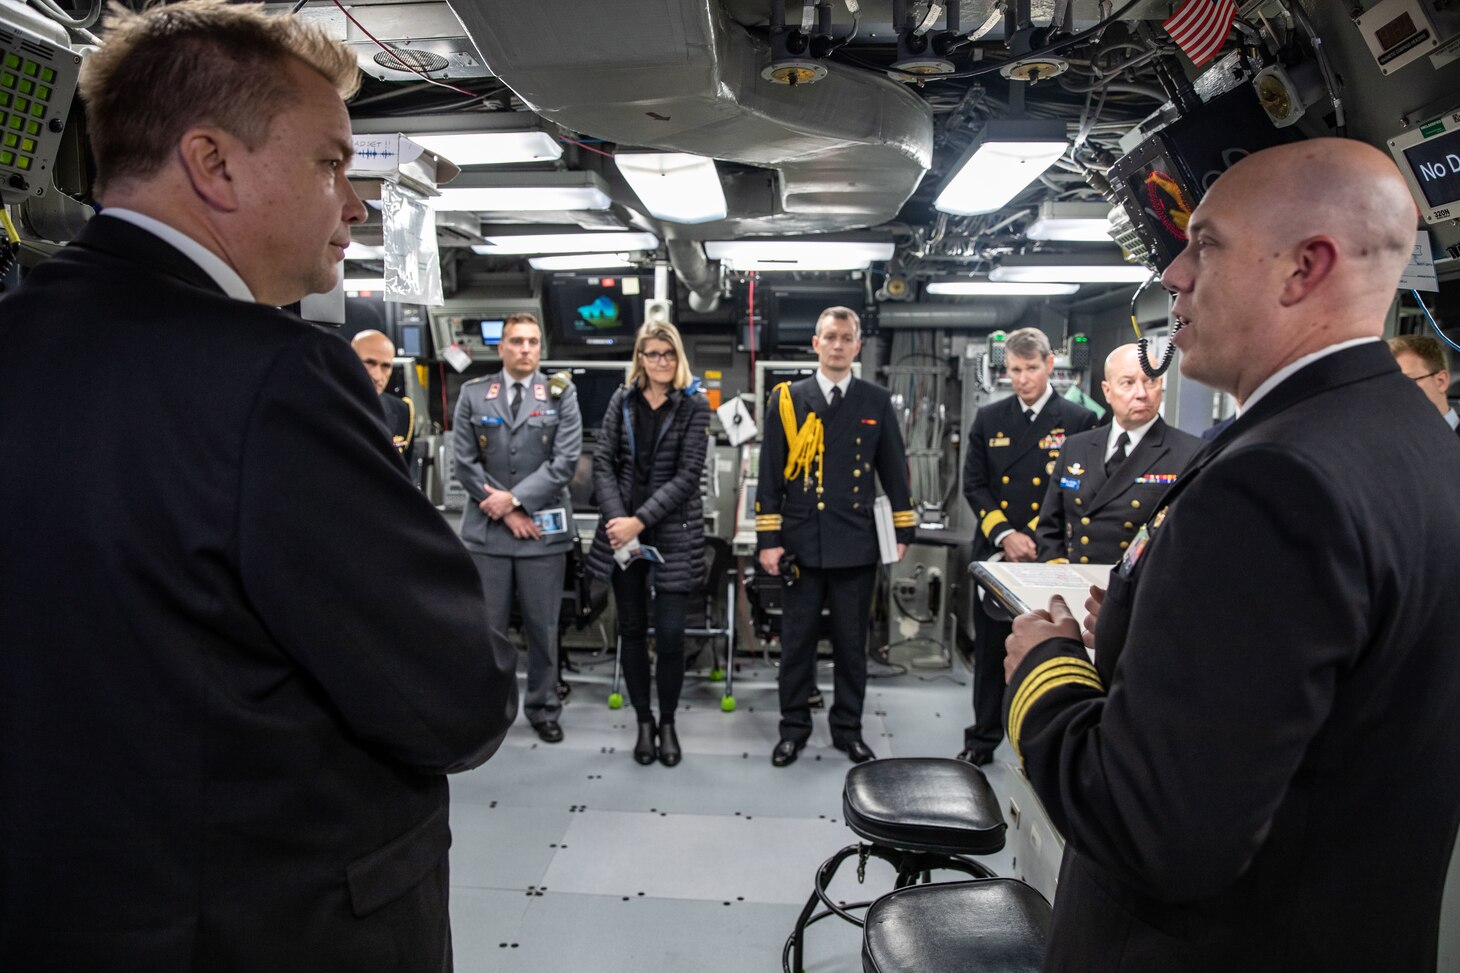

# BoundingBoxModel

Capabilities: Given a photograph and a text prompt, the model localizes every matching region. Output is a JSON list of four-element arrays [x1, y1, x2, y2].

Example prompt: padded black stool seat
[[843, 757, 1006, 854], [784, 758, 1008, 973], [862, 878, 1051, 973]]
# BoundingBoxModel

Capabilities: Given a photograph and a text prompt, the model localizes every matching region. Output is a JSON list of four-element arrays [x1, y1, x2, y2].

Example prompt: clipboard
[[973, 561, 1113, 617]]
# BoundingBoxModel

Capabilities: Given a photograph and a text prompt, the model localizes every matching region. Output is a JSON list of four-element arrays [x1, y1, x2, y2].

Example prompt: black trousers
[[964, 597, 1012, 754], [777, 563, 878, 746], [612, 560, 689, 724]]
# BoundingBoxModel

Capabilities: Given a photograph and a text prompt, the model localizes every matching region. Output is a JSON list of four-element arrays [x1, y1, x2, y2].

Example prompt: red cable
[[747, 272, 757, 376], [559, 136, 616, 159]]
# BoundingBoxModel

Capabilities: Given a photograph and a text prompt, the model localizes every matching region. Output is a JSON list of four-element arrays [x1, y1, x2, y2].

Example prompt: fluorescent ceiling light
[[343, 277, 386, 292], [528, 254, 640, 271], [472, 231, 660, 255], [926, 280, 1080, 296], [934, 119, 1070, 216], [704, 239, 894, 272], [614, 153, 727, 224], [429, 171, 613, 212], [1026, 201, 1116, 242], [406, 131, 563, 166], [989, 254, 1154, 284]]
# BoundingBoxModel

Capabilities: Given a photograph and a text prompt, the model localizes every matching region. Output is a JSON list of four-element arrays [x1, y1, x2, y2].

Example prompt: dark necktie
[[1106, 431, 1129, 477], [829, 385, 843, 410], [1025, 408, 1036, 423], [510, 382, 523, 419]]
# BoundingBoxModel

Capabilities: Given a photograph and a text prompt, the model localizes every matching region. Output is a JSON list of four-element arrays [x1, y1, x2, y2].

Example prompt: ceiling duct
[[447, 0, 934, 239], [294, 2, 491, 82]]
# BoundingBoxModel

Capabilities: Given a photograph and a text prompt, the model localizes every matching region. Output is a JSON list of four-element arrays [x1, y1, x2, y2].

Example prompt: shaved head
[[351, 330, 396, 394], [1161, 138, 1418, 402]]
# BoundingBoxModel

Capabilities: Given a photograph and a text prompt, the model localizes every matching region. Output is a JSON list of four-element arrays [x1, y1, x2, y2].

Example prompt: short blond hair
[[628, 321, 693, 391], [80, 0, 360, 193], [1388, 334, 1450, 375], [1004, 327, 1053, 361]]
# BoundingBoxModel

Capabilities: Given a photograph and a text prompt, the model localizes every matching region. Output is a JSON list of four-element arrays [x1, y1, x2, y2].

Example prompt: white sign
[[1400, 230, 1440, 292]]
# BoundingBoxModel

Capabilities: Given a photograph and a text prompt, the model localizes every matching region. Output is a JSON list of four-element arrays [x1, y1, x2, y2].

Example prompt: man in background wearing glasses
[[1389, 334, 1458, 436]]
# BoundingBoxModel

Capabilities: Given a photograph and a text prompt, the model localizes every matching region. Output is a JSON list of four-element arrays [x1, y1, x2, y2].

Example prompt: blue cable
[[1411, 289, 1460, 353]]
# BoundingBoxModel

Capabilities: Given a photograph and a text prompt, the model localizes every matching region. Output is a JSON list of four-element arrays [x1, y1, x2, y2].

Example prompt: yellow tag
[[989, 436, 1011, 447]]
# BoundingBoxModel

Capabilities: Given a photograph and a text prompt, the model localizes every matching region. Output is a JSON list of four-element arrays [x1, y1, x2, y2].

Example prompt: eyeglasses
[[640, 350, 678, 364], [1410, 370, 1442, 382]]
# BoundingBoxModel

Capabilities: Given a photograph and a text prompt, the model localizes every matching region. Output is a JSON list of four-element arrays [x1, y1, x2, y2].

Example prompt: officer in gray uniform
[[453, 312, 583, 742]]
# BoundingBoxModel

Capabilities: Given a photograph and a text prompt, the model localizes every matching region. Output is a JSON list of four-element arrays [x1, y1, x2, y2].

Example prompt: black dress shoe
[[634, 720, 658, 765], [532, 720, 564, 744], [771, 739, 804, 767], [834, 739, 875, 764], [657, 723, 681, 767], [956, 748, 993, 766]]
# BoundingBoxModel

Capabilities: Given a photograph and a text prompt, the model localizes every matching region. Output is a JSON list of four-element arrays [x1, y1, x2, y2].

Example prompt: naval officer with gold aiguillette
[[756, 306, 915, 768]]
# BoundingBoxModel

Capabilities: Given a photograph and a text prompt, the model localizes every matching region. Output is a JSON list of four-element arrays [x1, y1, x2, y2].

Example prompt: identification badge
[[989, 436, 1011, 447], [1135, 473, 1178, 485], [477, 416, 504, 427], [1060, 476, 1081, 489], [534, 384, 547, 401], [1119, 523, 1151, 577], [485, 383, 501, 400]]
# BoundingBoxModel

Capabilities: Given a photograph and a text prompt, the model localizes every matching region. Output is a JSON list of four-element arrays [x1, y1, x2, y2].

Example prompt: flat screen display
[[1402, 125, 1460, 208], [554, 365, 629, 433], [769, 287, 865, 351], [545, 274, 651, 347], [399, 323, 424, 357]]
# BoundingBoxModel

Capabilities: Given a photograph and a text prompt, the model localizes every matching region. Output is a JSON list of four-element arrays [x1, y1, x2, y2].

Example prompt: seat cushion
[[862, 879, 1051, 973], [842, 758, 1006, 855]]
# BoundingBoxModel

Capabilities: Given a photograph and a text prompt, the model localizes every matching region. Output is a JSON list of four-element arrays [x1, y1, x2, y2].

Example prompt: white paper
[[999, 563, 1092, 588], [1400, 230, 1440, 292], [873, 495, 898, 565], [442, 342, 472, 373], [716, 396, 758, 447]]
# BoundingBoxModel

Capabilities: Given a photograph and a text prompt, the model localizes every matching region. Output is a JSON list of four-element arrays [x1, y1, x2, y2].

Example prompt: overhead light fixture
[[343, 277, 387, 292], [352, 112, 564, 167], [344, 243, 385, 261], [934, 119, 1070, 216], [926, 280, 1080, 296], [429, 171, 613, 212], [704, 238, 895, 272], [472, 230, 660, 255], [989, 254, 1154, 284], [527, 253, 640, 271], [614, 153, 728, 224], [1026, 201, 1117, 242]]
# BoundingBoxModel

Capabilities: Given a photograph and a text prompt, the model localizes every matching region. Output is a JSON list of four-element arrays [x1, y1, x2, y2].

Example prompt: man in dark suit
[[352, 328, 418, 469], [453, 312, 583, 744], [1004, 139, 1460, 971], [959, 327, 1096, 765], [756, 307, 915, 767], [1035, 343, 1201, 565], [0, 3, 517, 969], [1388, 333, 1458, 437]]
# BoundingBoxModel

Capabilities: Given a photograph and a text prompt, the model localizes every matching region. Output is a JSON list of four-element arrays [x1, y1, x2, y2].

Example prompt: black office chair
[[861, 877, 1052, 973], [784, 757, 1008, 973]]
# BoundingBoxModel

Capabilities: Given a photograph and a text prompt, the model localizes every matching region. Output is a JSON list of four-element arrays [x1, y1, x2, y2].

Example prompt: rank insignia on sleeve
[[485, 383, 501, 400], [989, 436, 1011, 447], [1135, 473, 1178, 484]]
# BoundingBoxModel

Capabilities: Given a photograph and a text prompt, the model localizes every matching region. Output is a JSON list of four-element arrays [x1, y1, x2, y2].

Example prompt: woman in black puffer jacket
[[586, 321, 711, 768]]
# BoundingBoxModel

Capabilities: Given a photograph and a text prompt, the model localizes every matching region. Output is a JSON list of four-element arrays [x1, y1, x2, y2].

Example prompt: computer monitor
[[767, 284, 867, 352], [399, 323, 426, 358], [540, 359, 631, 434], [543, 274, 655, 349]]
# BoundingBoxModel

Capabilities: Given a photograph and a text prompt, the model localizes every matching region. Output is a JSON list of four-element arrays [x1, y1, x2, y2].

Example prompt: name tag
[[477, 416, 505, 427], [1135, 473, 1178, 484], [1060, 476, 1080, 489], [989, 436, 1011, 447]]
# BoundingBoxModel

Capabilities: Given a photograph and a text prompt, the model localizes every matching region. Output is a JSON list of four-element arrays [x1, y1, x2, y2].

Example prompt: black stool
[[784, 757, 1007, 973], [862, 878, 1052, 972]]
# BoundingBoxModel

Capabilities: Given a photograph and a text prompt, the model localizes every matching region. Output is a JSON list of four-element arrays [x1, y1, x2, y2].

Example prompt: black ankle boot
[[634, 719, 657, 765], [657, 722, 681, 767]]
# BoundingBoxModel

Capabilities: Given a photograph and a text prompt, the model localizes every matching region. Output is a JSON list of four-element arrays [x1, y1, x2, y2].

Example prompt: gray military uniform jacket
[[453, 370, 583, 557]]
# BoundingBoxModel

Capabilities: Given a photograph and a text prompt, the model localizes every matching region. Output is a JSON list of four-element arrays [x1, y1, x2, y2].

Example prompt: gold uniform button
[[1123, 521, 1134, 529], [1074, 498, 1082, 506], [1001, 475, 1010, 485], [1032, 477, 1041, 486], [1031, 502, 1039, 511], [856, 437, 862, 445], [853, 502, 860, 509], [1080, 536, 1089, 545], [853, 486, 860, 493], [1120, 541, 1130, 550], [1081, 517, 1090, 526], [1131, 500, 1141, 509], [853, 469, 862, 478], [1000, 500, 1009, 509], [1080, 556, 1089, 564], [817, 502, 825, 511]]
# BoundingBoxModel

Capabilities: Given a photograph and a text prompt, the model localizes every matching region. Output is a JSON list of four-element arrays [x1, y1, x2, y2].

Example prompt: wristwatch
[[510, 494, 522, 509]]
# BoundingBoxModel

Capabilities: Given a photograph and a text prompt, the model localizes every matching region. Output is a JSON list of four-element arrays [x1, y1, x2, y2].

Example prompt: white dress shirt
[[1107, 414, 1159, 463], [815, 369, 853, 403]]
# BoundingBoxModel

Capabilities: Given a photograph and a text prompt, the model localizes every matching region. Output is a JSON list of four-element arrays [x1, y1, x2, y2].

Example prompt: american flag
[[1162, 0, 1238, 66]]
